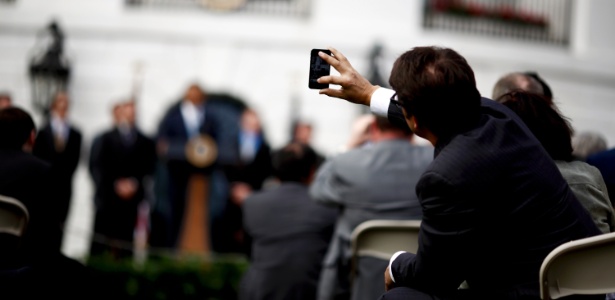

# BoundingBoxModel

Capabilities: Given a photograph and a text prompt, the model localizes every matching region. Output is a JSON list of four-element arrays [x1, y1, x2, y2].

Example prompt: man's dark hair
[[492, 73, 545, 101], [0, 107, 36, 150], [375, 116, 412, 137], [389, 46, 481, 138], [272, 142, 318, 182], [496, 91, 574, 161]]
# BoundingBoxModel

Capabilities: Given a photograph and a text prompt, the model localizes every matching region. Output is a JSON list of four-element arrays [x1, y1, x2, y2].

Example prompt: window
[[126, 0, 311, 18], [423, 0, 573, 46]]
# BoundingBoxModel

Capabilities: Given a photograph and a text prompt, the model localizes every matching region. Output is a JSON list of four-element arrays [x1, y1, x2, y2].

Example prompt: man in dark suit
[[154, 83, 223, 250], [218, 108, 273, 254], [89, 101, 156, 259], [0, 107, 91, 297], [0, 107, 57, 263], [240, 142, 337, 300], [316, 47, 601, 300], [32, 91, 82, 250], [310, 115, 433, 300]]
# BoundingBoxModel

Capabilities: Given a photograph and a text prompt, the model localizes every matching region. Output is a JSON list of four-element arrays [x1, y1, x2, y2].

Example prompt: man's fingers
[[328, 47, 349, 65], [319, 88, 346, 100], [318, 50, 339, 68], [317, 75, 345, 86]]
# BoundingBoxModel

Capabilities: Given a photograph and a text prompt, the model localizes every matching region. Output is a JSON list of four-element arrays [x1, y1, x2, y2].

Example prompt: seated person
[[496, 91, 614, 233], [240, 143, 337, 300], [310, 115, 432, 300], [315, 46, 601, 300], [0, 107, 91, 298]]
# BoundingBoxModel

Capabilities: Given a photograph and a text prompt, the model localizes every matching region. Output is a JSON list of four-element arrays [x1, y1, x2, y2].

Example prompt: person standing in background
[[154, 83, 223, 252], [33, 91, 82, 251], [89, 101, 156, 259], [216, 108, 273, 254]]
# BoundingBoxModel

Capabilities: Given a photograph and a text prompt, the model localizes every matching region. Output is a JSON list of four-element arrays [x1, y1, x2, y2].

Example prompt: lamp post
[[29, 21, 70, 119]]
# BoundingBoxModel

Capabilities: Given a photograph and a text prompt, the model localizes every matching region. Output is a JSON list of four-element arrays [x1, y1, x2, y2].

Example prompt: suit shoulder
[[70, 126, 83, 138]]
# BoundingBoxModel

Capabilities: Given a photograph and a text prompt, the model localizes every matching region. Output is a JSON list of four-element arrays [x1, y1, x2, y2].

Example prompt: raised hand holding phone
[[313, 47, 379, 107]]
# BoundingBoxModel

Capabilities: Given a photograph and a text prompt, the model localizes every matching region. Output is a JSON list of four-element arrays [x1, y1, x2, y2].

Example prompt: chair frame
[[540, 231, 615, 299], [0, 195, 29, 237], [349, 219, 421, 286]]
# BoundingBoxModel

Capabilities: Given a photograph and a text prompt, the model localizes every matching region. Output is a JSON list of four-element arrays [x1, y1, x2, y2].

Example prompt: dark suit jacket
[[225, 132, 272, 190], [157, 101, 220, 169], [387, 98, 601, 299], [586, 148, 615, 207], [32, 123, 82, 223], [0, 149, 58, 263], [240, 183, 338, 300], [93, 128, 156, 206], [89, 127, 156, 240], [155, 101, 223, 247]]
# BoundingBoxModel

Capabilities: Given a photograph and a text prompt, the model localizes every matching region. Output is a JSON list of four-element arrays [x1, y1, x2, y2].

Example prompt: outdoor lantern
[[29, 21, 70, 118]]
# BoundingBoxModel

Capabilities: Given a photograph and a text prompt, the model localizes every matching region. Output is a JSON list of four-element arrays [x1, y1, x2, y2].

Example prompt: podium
[[174, 135, 218, 256]]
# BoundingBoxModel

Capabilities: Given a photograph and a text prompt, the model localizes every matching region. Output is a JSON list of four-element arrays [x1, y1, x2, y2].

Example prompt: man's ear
[[409, 116, 438, 146]]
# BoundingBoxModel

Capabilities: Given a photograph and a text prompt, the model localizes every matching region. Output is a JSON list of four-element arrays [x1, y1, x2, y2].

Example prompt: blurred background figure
[[342, 114, 377, 152], [493, 71, 614, 233], [310, 115, 433, 300], [572, 131, 608, 161], [153, 83, 223, 254], [497, 91, 614, 233], [240, 142, 337, 300], [217, 108, 272, 254], [32, 91, 82, 251], [291, 119, 325, 165], [88, 100, 156, 260], [587, 146, 615, 208], [0, 107, 91, 298], [0, 92, 12, 109], [492, 72, 544, 101]]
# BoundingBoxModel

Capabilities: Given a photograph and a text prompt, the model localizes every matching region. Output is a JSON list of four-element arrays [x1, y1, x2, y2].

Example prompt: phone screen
[[309, 49, 331, 89]]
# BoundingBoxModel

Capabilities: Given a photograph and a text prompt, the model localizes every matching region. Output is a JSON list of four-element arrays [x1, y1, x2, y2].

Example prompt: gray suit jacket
[[310, 139, 433, 300], [240, 182, 337, 300], [555, 160, 615, 233]]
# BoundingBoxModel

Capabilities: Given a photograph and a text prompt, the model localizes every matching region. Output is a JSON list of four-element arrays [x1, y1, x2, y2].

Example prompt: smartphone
[[308, 49, 331, 89]]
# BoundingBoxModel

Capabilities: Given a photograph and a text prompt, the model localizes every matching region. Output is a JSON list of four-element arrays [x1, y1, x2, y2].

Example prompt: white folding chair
[[540, 232, 615, 299], [350, 219, 421, 284], [0, 195, 29, 237]]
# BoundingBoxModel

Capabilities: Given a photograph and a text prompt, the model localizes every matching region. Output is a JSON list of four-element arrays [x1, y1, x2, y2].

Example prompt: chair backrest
[[350, 219, 421, 282], [540, 232, 615, 299], [0, 195, 29, 237]]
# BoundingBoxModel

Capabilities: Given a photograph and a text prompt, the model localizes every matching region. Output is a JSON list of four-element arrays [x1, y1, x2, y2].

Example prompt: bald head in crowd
[[0, 93, 12, 109], [492, 72, 544, 101]]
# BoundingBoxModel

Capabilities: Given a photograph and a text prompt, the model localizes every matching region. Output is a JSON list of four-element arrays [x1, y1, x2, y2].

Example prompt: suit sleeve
[[309, 159, 346, 207], [369, 88, 411, 132], [567, 170, 615, 233], [391, 171, 474, 293], [67, 129, 82, 175], [88, 136, 103, 187]]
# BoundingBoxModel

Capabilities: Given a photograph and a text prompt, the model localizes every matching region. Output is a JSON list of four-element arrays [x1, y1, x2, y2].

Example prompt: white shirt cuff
[[388, 250, 406, 283], [369, 88, 395, 117]]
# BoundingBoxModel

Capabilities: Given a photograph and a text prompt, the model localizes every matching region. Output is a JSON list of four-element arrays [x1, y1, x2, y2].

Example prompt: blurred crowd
[[0, 84, 328, 259], [1, 45, 615, 300]]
